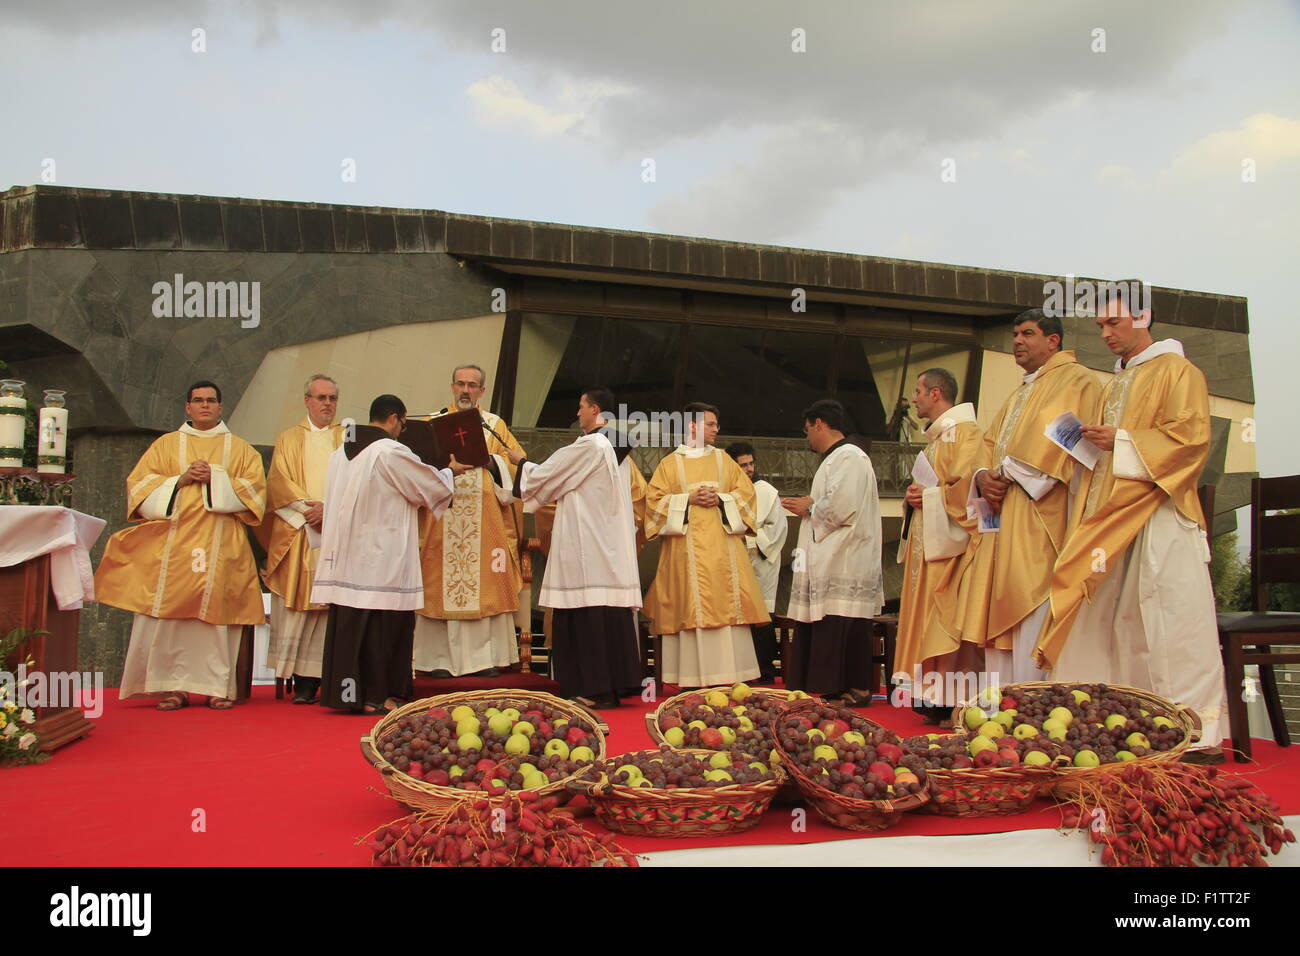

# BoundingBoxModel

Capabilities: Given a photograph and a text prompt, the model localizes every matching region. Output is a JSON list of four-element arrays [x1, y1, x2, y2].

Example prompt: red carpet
[[7, 686, 1298, 866]]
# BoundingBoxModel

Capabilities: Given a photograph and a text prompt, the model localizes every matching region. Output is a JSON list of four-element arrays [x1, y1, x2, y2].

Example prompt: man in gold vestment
[[892, 369, 985, 720], [644, 403, 768, 687], [413, 364, 525, 678], [935, 310, 1102, 684], [1040, 289, 1225, 756], [95, 381, 266, 710], [263, 374, 344, 703]]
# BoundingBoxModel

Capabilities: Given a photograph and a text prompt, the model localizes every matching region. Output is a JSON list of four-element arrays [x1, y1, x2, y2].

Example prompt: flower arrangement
[[1, 627, 49, 766]]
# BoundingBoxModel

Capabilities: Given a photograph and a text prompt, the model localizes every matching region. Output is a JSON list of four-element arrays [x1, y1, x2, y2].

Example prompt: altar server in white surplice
[[726, 441, 788, 683], [312, 394, 464, 714], [782, 399, 884, 704], [509, 387, 643, 709]]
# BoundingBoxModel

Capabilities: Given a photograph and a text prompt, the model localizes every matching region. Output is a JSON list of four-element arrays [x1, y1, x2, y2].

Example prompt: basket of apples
[[950, 682, 1201, 798], [769, 699, 930, 831], [568, 745, 785, 837], [360, 690, 606, 812], [899, 727, 1065, 817]]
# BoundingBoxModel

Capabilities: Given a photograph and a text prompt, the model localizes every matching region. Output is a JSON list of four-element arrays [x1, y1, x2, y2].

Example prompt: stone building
[[0, 185, 1262, 698]]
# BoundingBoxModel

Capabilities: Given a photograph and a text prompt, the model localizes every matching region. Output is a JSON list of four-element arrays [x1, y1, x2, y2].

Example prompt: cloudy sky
[[4, 0, 1298, 478]]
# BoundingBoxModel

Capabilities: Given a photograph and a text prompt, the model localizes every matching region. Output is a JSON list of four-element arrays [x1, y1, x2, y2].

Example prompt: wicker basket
[[769, 699, 929, 831], [359, 689, 607, 812], [568, 749, 785, 837], [644, 686, 808, 747], [948, 681, 1201, 798], [915, 732, 1067, 816]]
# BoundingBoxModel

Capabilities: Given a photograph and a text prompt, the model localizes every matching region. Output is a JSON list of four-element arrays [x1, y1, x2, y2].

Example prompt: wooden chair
[[867, 614, 899, 705], [1217, 475, 1300, 761]]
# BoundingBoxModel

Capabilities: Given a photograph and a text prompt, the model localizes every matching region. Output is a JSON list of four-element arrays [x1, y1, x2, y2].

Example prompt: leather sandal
[[156, 693, 188, 711], [207, 697, 235, 710]]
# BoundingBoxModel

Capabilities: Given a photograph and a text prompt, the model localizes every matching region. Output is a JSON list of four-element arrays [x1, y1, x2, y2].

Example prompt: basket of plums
[[769, 699, 930, 831], [568, 745, 785, 837], [360, 690, 606, 811], [949, 682, 1201, 798]]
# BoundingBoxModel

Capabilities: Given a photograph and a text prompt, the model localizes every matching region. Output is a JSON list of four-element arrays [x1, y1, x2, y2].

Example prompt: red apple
[[997, 748, 1020, 766], [837, 762, 858, 777], [996, 737, 1018, 750], [867, 761, 896, 785], [475, 758, 498, 773], [426, 769, 450, 786], [538, 721, 553, 737], [681, 694, 704, 709], [876, 743, 903, 764], [950, 755, 973, 769], [1000, 696, 1018, 711], [565, 726, 588, 747], [700, 728, 725, 750], [974, 749, 1000, 768], [427, 707, 450, 720], [660, 713, 683, 730], [406, 761, 424, 778]]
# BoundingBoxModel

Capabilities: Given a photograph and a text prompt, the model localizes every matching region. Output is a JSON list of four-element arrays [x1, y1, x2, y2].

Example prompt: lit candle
[[38, 390, 68, 475], [0, 380, 26, 469]]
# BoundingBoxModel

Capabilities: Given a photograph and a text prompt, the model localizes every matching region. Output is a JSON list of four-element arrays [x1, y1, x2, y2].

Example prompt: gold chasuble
[[1038, 348, 1211, 669], [95, 423, 267, 625], [415, 410, 524, 621], [936, 351, 1101, 650], [893, 404, 985, 682], [643, 446, 770, 635], [263, 419, 344, 611]]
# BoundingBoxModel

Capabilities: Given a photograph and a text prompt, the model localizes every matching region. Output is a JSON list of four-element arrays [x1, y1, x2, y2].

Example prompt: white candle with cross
[[37, 389, 68, 474]]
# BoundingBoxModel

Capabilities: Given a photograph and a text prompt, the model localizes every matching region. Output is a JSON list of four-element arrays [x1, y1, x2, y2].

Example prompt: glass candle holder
[[0, 380, 26, 468]]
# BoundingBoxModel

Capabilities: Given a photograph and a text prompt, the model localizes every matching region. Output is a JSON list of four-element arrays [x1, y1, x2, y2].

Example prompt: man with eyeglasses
[[95, 381, 267, 711], [412, 364, 528, 680], [262, 374, 345, 703]]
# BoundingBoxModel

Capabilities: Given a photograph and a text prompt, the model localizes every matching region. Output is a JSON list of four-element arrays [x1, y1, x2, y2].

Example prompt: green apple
[[505, 733, 531, 756], [733, 705, 747, 716], [806, 728, 826, 743], [748, 762, 769, 774], [553, 718, 569, 729], [1115, 750, 1137, 762], [964, 707, 987, 730], [1042, 718, 1067, 736], [703, 769, 733, 783], [523, 772, 548, 790], [500, 708, 521, 722], [1125, 733, 1150, 750], [731, 682, 754, 702], [485, 707, 501, 718], [512, 720, 536, 738], [1013, 723, 1039, 740], [968, 736, 997, 757], [687, 720, 708, 731], [709, 752, 732, 770], [738, 716, 754, 731], [448, 765, 465, 778], [718, 726, 737, 746], [705, 690, 730, 708], [1023, 750, 1051, 767], [698, 705, 715, 714], [488, 713, 514, 736], [769, 748, 782, 767], [925, 733, 940, 740], [664, 727, 686, 747], [457, 733, 483, 752], [451, 705, 476, 722], [543, 739, 570, 760], [978, 685, 1002, 706], [1153, 716, 1174, 729], [1070, 690, 1092, 704], [569, 746, 596, 762], [993, 710, 1016, 730], [789, 690, 811, 699], [1140, 709, 1150, 717], [1105, 714, 1128, 731], [1049, 706, 1074, 726], [614, 764, 643, 782], [1073, 750, 1100, 768], [928, 743, 941, 750], [813, 744, 839, 762], [978, 721, 1004, 740], [455, 716, 481, 738], [842, 731, 866, 746], [636, 779, 655, 788]]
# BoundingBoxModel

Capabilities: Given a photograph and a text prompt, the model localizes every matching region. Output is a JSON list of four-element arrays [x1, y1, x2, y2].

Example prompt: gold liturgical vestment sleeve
[[95, 428, 267, 625], [263, 420, 343, 611], [933, 352, 1102, 650], [1038, 353, 1210, 668], [643, 448, 769, 635], [894, 420, 985, 676]]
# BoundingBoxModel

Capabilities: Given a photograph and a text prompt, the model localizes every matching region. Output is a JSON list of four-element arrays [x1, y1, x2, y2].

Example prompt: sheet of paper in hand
[[911, 451, 940, 489], [974, 497, 1001, 533], [1043, 411, 1101, 470]]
